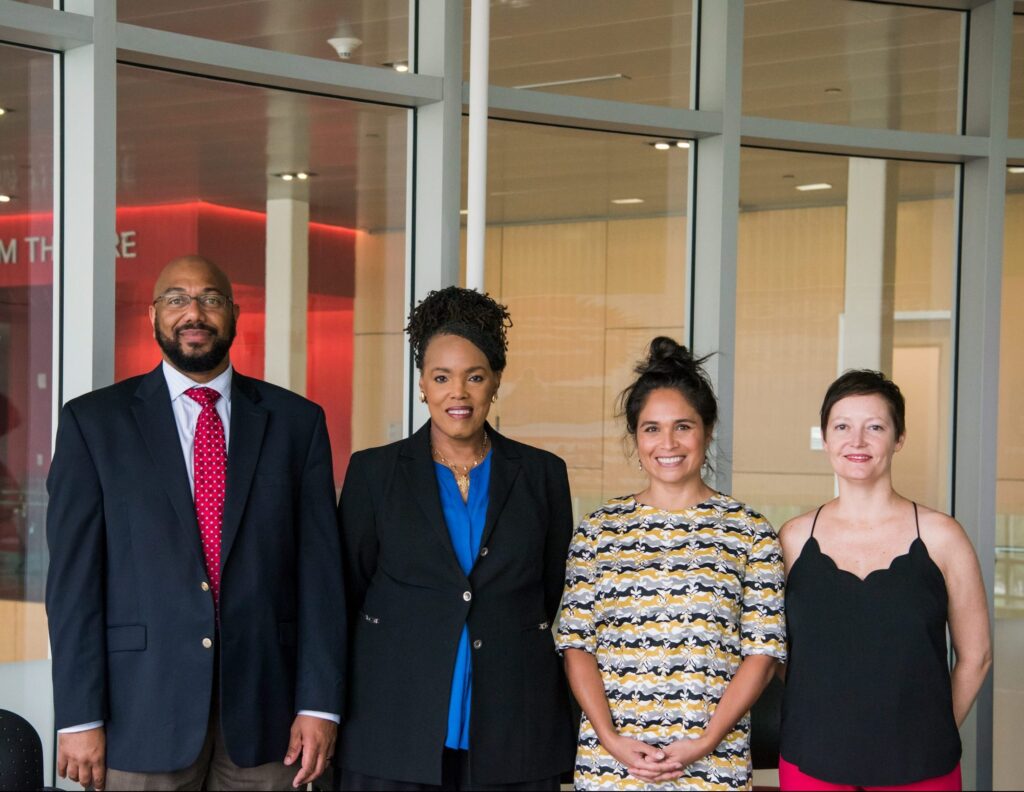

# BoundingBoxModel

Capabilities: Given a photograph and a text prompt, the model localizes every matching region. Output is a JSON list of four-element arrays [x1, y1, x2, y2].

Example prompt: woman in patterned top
[[557, 337, 786, 791]]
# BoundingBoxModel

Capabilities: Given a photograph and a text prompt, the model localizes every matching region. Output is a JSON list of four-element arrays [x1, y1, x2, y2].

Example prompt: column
[[264, 198, 309, 395]]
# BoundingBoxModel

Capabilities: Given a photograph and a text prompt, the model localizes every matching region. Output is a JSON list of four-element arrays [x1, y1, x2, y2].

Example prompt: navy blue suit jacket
[[45, 365, 345, 772]]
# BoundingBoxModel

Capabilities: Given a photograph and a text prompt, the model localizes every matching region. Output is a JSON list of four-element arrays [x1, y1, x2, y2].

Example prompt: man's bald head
[[153, 255, 234, 302]]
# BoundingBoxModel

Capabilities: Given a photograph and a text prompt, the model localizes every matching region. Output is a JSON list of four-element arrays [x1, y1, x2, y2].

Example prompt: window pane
[[461, 120, 690, 519], [469, 0, 693, 108], [119, 0, 409, 69], [1011, 15, 1024, 138], [735, 149, 956, 530], [116, 66, 407, 488], [995, 168, 1024, 788], [0, 44, 54, 658], [744, 0, 963, 134]]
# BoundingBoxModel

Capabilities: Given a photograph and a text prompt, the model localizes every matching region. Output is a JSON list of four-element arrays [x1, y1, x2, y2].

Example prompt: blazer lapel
[[401, 422, 467, 581], [480, 426, 521, 550], [220, 373, 267, 565], [131, 365, 204, 571]]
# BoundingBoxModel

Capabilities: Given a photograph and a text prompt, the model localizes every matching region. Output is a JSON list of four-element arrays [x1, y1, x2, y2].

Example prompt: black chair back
[[0, 709, 44, 791]]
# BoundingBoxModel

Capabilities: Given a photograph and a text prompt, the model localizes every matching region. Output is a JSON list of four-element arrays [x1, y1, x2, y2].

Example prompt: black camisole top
[[780, 503, 961, 786]]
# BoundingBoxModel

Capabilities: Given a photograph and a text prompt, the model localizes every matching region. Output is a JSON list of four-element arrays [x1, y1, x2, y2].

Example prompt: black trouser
[[334, 750, 560, 792]]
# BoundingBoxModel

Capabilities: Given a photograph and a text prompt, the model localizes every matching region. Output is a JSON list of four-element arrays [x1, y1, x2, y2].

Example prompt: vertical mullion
[[690, 0, 743, 494], [956, 1, 1012, 789]]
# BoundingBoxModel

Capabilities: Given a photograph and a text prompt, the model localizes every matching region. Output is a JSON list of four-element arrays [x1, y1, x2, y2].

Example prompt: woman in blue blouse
[[336, 287, 576, 790]]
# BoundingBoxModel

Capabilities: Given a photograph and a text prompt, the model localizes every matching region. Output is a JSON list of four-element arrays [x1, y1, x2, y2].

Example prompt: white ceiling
[[1, 2, 1023, 229]]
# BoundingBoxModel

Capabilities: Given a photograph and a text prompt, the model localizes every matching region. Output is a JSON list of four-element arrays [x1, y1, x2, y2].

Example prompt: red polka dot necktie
[[186, 387, 226, 611]]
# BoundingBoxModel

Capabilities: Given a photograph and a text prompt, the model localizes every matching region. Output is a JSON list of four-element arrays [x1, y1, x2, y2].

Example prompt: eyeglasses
[[153, 292, 233, 311]]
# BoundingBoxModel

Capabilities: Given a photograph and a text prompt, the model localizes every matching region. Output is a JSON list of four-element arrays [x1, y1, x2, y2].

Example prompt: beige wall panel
[[495, 222, 607, 468], [601, 327, 686, 503], [354, 230, 406, 335], [568, 466, 605, 528], [998, 194, 1024, 511], [0, 600, 48, 664], [732, 472, 834, 525], [894, 198, 955, 313], [734, 206, 846, 481], [892, 345, 943, 509], [352, 332, 405, 454], [605, 217, 688, 330]]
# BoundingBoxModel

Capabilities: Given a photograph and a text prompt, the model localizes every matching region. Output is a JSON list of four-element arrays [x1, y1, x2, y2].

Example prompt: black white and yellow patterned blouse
[[556, 494, 787, 791]]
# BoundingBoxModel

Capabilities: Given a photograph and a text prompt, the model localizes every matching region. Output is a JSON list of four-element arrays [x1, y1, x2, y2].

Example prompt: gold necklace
[[432, 433, 490, 502]]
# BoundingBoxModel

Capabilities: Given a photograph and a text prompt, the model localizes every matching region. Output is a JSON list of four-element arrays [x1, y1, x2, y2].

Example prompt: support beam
[[955, 1, 1013, 789], [841, 159, 898, 374], [60, 0, 116, 403], [690, 0, 744, 494], [465, 0, 490, 292], [264, 198, 309, 395]]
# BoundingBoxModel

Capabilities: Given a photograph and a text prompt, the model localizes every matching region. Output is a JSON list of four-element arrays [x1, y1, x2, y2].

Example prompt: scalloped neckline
[[806, 535, 923, 583]]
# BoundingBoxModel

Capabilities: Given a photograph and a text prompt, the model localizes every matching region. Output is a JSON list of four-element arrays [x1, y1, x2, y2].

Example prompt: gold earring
[[419, 391, 426, 403], [637, 458, 643, 471], [491, 392, 498, 403]]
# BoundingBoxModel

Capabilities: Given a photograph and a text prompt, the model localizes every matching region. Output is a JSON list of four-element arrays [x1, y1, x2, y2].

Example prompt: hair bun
[[637, 336, 695, 376]]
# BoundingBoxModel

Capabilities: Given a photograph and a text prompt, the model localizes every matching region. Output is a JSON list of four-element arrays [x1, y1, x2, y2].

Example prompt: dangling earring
[[491, 392, 498, 403], [637, 458, 643, 472], [419, 391, 426, 403], [700, 459, 710, 480]]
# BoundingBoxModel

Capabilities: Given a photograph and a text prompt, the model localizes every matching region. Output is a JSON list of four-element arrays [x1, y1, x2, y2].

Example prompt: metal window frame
[[0, 0, 1015, 786]]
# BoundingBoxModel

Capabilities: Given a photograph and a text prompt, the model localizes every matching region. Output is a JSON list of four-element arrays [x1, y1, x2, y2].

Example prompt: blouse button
[[472, 639, 483, 650], [480, 547, 489, 557], [463, 591, 472, 602]]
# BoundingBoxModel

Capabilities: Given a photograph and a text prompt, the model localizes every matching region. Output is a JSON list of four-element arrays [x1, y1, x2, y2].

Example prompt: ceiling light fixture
[[513, 73, 628, 90], [612, 198, 644, 205], [796, 182, 833, 191], [296, 172, 309, 180], [1008, 166, 1024, 174], [276, 172, 315, 181], [676, 141, 690, 148], [280, 174, 294, 181], [653, 142, 672, 150], [394, 62, 409, 73], [0, 108, 8, 116], [0, 195, 11, 203], [459, 209, 468, 215]]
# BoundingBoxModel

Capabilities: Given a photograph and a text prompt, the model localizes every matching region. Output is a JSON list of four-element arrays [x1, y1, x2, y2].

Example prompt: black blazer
[[45, 365, 345, 772], [337, 422, 576, 786]]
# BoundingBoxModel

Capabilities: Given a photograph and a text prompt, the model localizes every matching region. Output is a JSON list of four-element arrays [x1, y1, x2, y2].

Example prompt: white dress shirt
[[59, 362, 337, 733]]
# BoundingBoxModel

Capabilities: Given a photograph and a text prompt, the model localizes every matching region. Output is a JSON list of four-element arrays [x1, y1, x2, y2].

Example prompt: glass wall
[[119, 0, 410, 68], [461, 119, 690, 519], [744, 0, 963, 133], [995, 169, 1024, 789], [734, 149, 957, 530], [468, 0, 693, 107], [116, 66, 408, 486], [0, 40, 57, 785]]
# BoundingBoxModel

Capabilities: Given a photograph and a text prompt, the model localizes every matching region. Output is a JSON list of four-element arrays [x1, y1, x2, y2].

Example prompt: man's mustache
[[175, 322, 219, 337]]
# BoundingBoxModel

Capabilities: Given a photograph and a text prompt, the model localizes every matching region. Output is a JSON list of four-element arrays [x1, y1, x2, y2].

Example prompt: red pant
[[778, 756, 961, 791]]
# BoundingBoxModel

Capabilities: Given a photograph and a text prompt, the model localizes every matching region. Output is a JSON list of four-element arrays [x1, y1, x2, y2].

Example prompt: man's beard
[[156, 320, 235, 374]]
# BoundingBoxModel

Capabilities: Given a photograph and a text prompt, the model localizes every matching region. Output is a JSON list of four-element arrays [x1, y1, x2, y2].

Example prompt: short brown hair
[[820, 369, 906, 438]]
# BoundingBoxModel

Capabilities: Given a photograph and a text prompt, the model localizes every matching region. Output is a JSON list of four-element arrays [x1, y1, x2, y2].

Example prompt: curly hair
[[618, 336, 718, 436], [406, 286, 513, 372]]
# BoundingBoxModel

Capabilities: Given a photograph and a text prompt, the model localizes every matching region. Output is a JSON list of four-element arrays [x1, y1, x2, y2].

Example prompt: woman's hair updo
[[619, 337, 718, 436], [406, 286, 513, 372]]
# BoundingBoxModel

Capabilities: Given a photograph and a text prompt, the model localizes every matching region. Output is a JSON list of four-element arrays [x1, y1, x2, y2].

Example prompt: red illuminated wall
[[0, 201, 357, 487]]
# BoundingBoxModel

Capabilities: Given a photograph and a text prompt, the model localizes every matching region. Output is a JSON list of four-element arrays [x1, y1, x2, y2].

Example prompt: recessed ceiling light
[[612, 198, 645, 205], [280, 174, 294, 181], [675, 141, 690, 149], [653, 142, 671, 150], [0, 108, 8, 116], [796, 182, 833, 191], [1008, 166, 1024, 174], [824, 87, 843, 94], [0, 195, 11, 203], [394, 62, 409, 73], [296, 172, 309, 180]]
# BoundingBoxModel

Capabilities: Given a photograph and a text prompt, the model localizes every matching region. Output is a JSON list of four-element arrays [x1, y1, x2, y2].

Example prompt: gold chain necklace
[[432, 433, 490, 502]]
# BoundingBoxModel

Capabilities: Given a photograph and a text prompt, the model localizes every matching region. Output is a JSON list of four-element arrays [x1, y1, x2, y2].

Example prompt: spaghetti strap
[[810, 505, 824, 537], [912, 501, 920, 538]]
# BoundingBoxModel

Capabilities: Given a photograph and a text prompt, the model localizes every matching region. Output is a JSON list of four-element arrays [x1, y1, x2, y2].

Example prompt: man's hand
[[283, 714, 336, 788], [57, 726, 106, 791]]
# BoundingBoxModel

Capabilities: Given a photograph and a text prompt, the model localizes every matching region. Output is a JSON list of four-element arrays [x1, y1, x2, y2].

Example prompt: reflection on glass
[[468, 0, 693, 108], [1011, 15, 1024, 138], [0, 44, 54, 664], [994, 170, 1024, 789], [735, 149, 956, 530], [116, 66, 407, 487], [119, 0, 409, 68], [461, 120, 690, 520], [744, 0, 963, 134]]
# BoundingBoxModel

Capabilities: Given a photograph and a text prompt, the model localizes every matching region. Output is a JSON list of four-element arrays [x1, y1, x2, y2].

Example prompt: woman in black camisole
[[777, 370, 991, 791]]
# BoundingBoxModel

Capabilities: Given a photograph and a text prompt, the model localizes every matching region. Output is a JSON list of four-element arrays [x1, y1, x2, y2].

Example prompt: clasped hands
[[603, 731, 712, 783]]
